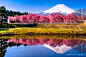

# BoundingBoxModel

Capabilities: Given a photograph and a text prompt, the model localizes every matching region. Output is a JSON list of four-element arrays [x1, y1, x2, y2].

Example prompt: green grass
[[12, 28, 86, 34], [0, 27, 86, 35], [0, 28, 14, 34]]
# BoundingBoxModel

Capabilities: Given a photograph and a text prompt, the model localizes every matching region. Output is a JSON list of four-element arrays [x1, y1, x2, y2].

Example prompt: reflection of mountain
[[43, 44, 72, 54]]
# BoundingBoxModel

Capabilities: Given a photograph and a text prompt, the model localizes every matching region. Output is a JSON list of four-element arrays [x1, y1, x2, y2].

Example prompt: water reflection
[[43, 44, 72, 54], [0, 38, 86, 57], [74, 44, 86, 53], [8, 39, 85, 47], [0, 39, 8, 57], [8, 39, 86, 54]]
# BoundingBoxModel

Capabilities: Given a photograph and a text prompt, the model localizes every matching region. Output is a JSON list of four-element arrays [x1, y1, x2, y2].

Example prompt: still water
[[0, 35, 86, 57]]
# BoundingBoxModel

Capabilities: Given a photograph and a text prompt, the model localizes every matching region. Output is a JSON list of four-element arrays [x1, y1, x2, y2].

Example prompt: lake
[[0, 35, 86, 57]]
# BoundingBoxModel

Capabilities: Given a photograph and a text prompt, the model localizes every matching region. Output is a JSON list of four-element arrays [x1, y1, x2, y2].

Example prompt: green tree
[[0, 6, 8, 27]]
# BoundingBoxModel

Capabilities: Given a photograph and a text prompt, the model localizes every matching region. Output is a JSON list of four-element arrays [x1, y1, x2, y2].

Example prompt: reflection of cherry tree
[[9, 39, 86, 47], [63, 39, 85, 47], [39, 39, 49, 44], [49, 39, 63, 47], [9, 39, 49, 46]]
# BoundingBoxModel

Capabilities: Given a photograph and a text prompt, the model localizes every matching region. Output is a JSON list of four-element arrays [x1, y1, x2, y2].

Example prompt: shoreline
[[0, 34, 86, 40]]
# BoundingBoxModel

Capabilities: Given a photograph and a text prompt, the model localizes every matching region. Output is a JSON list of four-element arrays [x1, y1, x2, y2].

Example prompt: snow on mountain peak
[[43, 4, 75, 14]]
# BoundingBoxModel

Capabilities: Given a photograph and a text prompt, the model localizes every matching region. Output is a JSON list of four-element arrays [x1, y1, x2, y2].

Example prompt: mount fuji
[[38, 4, 76, 15]]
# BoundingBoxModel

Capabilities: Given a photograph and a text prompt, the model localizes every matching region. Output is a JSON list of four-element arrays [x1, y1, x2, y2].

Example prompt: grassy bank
[[0, 23, 86, 35], [0, 28, 86, 35], [12, 28, 86, 35], [0, 28, 13, 34]]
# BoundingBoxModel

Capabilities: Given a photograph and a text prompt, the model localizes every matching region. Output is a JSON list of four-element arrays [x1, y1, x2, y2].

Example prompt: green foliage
[[6, 10, 28, 16], [0, 6, 8, 24]]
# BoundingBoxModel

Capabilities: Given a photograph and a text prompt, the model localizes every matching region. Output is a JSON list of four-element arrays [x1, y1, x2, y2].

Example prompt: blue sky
[[0, 0, 86, 13]]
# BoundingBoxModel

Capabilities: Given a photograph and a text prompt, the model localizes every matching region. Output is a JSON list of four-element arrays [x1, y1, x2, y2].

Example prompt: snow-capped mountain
[[38, 4, 76, 15], [43, 4, 75, 14]]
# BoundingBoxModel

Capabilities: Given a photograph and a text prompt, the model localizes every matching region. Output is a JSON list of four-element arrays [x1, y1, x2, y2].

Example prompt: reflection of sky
[[5, 44, 86, 57], [5, 45, 64, 57]]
